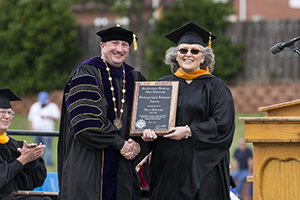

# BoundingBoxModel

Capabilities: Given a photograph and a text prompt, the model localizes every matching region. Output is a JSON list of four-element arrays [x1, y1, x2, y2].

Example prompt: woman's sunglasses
[[178, 48, 203, 55]]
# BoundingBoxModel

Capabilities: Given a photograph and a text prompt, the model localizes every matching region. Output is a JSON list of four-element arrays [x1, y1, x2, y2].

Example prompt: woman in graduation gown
[[142, 22, 235, 200], [0, 88, 50, 200]]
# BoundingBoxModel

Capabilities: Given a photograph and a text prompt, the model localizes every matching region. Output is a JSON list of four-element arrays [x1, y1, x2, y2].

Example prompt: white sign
[[289, 0, 300, 9]]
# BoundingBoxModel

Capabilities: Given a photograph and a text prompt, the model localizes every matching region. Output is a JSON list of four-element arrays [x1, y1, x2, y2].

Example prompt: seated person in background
[[231, 137, 253, 198], [0, 88, 51, 200]]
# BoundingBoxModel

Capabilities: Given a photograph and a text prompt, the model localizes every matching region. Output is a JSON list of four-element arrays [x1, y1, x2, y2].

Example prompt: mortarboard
[[96, 24, 138, 50], [165, 22, 217, 46], [0, 88, 21, 109]]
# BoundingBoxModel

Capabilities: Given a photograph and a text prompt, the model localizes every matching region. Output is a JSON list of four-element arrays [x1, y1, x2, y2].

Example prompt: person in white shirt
[[28, 91, 60, 167]]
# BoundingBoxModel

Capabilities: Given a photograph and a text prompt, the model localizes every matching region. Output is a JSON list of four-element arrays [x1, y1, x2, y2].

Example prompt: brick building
[[71, 0, 175, 26], [71, 0, 300, 26], [230, 0, 300, 21]]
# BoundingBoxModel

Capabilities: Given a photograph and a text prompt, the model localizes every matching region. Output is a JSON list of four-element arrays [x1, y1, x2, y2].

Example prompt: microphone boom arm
[[289, 44, 300, 56]]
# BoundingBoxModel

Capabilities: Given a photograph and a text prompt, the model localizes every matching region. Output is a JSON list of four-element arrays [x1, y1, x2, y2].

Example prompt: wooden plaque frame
[[130, 81, 179, 136]]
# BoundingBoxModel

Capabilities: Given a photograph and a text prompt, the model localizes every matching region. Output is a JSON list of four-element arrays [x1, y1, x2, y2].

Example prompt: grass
[[8, 113, 266, 173]]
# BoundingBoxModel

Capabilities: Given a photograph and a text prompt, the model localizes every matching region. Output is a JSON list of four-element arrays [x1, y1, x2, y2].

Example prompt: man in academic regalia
[[0, 88, 50, 200], [58, 25, 149, 200]]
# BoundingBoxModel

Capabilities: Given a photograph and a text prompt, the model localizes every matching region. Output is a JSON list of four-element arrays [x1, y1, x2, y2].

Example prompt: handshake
[[120, 138, 140, 160]]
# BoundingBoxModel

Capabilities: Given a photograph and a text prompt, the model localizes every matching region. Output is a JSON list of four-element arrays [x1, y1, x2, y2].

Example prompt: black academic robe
[[148, 74, 235, 200], [58, 56, 149, 200], [0, 138, 49, 200]]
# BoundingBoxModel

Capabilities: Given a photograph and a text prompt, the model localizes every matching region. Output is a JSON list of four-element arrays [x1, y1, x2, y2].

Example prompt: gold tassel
[[208, 32, 212, 49], [133, 34, 138, 51], [206, 66, 209, 72]]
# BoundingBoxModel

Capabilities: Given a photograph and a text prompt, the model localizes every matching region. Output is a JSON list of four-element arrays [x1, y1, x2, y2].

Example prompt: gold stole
[[0, 133, 9, 144], [174, 67, 211, 79]]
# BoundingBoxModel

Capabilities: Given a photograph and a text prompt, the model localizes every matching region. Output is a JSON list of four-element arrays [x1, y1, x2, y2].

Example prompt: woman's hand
[[142, 129, 157, 142], [163, 126, 187, 140]]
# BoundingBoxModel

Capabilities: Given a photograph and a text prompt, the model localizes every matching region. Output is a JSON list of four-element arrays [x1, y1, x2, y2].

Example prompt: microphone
[[270, 36, 300, 54]]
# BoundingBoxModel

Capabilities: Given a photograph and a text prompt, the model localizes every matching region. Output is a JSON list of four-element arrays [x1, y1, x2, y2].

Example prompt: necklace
[[103, 59, 126, 131]]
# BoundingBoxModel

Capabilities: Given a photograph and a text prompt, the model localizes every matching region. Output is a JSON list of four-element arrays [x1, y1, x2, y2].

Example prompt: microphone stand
[[288, 44, 300, 56]]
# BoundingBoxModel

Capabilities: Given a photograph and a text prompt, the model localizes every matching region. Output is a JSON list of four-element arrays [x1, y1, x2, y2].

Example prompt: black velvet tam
[[96, 25, 138, 45], [0, 88, 20, 109]]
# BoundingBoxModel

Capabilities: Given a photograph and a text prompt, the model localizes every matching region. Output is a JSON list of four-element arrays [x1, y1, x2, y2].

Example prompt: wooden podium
[[239, 99, 300, 200]]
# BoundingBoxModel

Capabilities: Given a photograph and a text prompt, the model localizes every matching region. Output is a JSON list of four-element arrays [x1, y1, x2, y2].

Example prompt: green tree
[[146, 0, 244, 82], [0, 0, 78, 95]]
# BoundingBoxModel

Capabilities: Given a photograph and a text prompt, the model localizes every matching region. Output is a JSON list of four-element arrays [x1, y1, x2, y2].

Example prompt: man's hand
[[120, 139, 140, 160], [142, 129, 157, 142], [17, 140, 46, 165]]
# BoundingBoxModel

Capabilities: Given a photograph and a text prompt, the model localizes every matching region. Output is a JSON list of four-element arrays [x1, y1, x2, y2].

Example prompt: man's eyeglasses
[[0, 110, 15, 118], [178, 48, 203, 55]]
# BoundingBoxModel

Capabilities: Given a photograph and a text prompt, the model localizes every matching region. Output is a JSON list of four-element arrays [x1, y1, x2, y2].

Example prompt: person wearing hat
[[28, 91, 60, 167], [58, 25, 149, 200], [0, 89, 50, 200], [142, 22, 235, 199]]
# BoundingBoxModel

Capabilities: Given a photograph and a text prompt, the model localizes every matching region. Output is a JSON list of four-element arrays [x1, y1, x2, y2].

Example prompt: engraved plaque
[[130, 81, 179, 136]]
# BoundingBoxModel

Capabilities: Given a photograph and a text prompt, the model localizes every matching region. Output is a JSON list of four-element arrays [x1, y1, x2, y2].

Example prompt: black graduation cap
[[165, 22, 217, 46], [96, 24, 138, 50], [0, 88, 21, 109]]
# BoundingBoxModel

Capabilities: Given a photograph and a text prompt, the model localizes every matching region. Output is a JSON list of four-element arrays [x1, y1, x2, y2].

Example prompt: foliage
[[0, 0, 78, 95], [146, 0, 244, 82]]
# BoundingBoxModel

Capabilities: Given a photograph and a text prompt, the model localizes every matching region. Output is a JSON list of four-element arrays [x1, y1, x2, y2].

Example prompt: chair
[[13, 172, 59, 200], [33, 172, 59, 192]]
